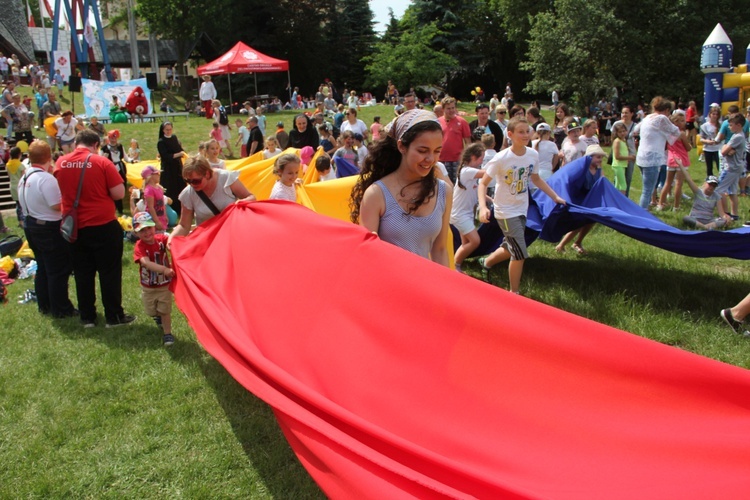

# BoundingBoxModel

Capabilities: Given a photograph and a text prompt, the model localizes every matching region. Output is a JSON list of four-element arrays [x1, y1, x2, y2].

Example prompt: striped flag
[[83, 17, 95, 46], [38, 0, 52, 18], [27, 0, 36, 27]]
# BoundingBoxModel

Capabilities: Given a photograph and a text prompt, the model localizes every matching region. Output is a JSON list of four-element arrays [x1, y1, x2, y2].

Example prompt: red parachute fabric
[[170, 201, 750, 499]]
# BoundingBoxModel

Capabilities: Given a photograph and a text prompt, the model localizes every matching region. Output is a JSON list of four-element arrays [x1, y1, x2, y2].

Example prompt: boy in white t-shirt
[[477, 117, 566, 294], [560, 118, 587, 165]]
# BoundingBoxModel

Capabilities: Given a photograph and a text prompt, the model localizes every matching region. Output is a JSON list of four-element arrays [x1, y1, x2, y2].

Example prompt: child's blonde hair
[[583, 119, 597, 133], [480, 133, 495, 149], [130, 138, 139, 146], [206, 139, 220, 153], [265, 136, 278, 149], [273, 153, 301, 176]]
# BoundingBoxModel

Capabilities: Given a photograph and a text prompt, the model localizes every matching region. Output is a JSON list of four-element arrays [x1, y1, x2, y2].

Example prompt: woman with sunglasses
[[169, 156, 255, 241], [157, 121, 189, 213]]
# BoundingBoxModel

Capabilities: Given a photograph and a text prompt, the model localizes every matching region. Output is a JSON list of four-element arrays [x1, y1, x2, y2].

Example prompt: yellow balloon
[[475, 86, 482, 93], [470, 90, 476, 96], [16, 140, 28, 153], [44, 115, 59, 137]]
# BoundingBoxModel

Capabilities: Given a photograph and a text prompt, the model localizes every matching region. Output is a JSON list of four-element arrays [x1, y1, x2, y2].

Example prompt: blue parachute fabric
[[334, 157, 359, 178], [532, 157, 750, 259], [453, 156, 750, 259]]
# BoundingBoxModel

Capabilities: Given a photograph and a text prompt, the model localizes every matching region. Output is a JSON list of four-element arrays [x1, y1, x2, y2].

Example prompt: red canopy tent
[[197, 41, 291, 109]]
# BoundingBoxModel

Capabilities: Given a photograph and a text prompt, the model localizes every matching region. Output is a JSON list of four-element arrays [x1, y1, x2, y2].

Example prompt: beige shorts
[[141, 285, 173, 317]]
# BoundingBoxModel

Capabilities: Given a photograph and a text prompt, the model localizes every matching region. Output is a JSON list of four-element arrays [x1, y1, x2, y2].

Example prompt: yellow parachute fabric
[[126, 150, 452, 263]]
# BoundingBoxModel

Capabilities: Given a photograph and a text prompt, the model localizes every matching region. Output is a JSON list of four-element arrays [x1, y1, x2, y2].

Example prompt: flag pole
[[39, 0, 50, 64]]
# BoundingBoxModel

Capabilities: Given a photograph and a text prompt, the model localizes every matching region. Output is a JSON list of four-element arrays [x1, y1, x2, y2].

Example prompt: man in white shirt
[[199, 75, 217, 119]]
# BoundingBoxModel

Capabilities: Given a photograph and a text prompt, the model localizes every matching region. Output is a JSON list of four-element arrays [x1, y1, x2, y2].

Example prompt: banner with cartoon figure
[[81, 78, 151, 118]]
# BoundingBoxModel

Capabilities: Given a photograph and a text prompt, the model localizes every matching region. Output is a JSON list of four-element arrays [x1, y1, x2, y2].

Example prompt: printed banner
[[52, 50, 71, 81], [81, 77, 151, 118]]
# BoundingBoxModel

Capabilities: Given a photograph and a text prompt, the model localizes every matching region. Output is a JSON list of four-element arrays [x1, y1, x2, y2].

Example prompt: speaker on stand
[[68, 76, 82, 115]]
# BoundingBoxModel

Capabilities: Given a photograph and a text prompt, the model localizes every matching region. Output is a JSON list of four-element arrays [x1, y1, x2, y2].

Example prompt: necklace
[[395, 178, 419, 204]]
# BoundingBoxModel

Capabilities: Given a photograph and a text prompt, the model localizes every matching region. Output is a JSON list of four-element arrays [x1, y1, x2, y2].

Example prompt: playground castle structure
[[701, 23, 750, 117]]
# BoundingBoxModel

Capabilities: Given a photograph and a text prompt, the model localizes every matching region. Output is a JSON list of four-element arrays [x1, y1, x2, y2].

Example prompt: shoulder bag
[[196, 189, 222, 216], [60, 154, 93, 243]]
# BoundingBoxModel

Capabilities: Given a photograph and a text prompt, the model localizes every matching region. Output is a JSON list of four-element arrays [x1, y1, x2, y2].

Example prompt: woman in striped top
[[350, 109, 452, 266]]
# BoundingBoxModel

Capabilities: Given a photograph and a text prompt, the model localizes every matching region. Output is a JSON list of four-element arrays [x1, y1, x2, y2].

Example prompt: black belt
[[25, 216, 59, 226]]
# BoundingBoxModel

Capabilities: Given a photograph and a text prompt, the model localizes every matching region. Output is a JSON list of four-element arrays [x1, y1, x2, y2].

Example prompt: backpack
[[218, 106, 229, 126]]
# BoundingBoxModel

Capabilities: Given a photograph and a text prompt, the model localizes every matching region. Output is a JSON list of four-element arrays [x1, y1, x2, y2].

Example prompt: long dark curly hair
[[349, 120, 442, 223]]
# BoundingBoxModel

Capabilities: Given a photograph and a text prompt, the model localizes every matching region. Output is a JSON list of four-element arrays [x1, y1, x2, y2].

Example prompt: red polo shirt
[[439, 115, 470, 162], [54, 146, 122, 229]]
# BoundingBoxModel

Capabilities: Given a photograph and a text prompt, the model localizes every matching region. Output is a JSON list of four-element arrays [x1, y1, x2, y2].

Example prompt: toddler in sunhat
[[133, 212, 175, 346]]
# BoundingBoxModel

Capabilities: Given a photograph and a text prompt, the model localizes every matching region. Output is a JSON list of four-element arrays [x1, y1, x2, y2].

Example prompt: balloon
[[470, 90, 477, 96], [44, 115, 59, 137], [15, 140, 28, 153]]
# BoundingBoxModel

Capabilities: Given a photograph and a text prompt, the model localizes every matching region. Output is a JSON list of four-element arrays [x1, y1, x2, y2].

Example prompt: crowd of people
[[2, 73, 750, 342]]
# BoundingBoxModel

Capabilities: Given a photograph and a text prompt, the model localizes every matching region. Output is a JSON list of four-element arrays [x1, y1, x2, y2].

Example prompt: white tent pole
[[254, 73, 257, 96], [228, 74, 233, 112]]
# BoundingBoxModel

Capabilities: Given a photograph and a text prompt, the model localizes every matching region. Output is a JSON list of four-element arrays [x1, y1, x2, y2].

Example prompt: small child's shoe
[[163, 333, 175, 346]]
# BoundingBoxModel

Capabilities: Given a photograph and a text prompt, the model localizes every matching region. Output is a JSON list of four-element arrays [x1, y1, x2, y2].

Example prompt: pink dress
[[667, 136, 690, 168], [144, 184, 168, 229]]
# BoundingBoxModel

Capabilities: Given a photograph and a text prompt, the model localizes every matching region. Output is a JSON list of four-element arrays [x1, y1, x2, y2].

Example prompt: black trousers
[[24, 216, 76, 317], [71, 220, 124, 323]]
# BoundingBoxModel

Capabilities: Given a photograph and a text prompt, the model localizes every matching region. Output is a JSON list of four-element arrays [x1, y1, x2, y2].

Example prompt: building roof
[[0, 0, 35, 62], [29, 27, 104, 61], [30, 30, 186, 68], [104, 39, 182, 66]]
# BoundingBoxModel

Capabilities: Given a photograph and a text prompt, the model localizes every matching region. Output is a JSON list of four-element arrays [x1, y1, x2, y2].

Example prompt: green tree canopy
[[364, 22, 458, 91]]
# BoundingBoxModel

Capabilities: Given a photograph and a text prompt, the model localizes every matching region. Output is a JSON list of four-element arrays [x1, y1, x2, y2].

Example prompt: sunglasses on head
[[185, 177, 203, 186]]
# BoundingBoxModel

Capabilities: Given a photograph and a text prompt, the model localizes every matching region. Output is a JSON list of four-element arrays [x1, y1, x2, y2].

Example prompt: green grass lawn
[[2, 88, 749, 496]]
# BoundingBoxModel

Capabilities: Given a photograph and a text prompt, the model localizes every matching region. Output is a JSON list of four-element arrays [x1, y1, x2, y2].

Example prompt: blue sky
[[369, 0, 411, 33]]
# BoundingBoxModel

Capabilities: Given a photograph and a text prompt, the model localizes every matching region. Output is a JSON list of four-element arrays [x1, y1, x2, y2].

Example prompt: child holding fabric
[[477, 117, 566, 292]]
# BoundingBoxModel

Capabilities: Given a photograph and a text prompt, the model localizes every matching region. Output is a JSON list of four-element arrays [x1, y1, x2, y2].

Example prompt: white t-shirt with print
[[485, 147, 538, 219], [561, 138, 587, 164], [451, 166, 481, 222]]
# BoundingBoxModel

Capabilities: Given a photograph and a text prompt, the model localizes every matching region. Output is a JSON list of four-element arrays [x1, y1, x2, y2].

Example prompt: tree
[[325, 0, 376, 91], [408, 0, 484, 88], [521, 0, 624, 111], [519, 0, 750, 109], [364, 23, 458, 91], [136, 0, 229, 68]]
